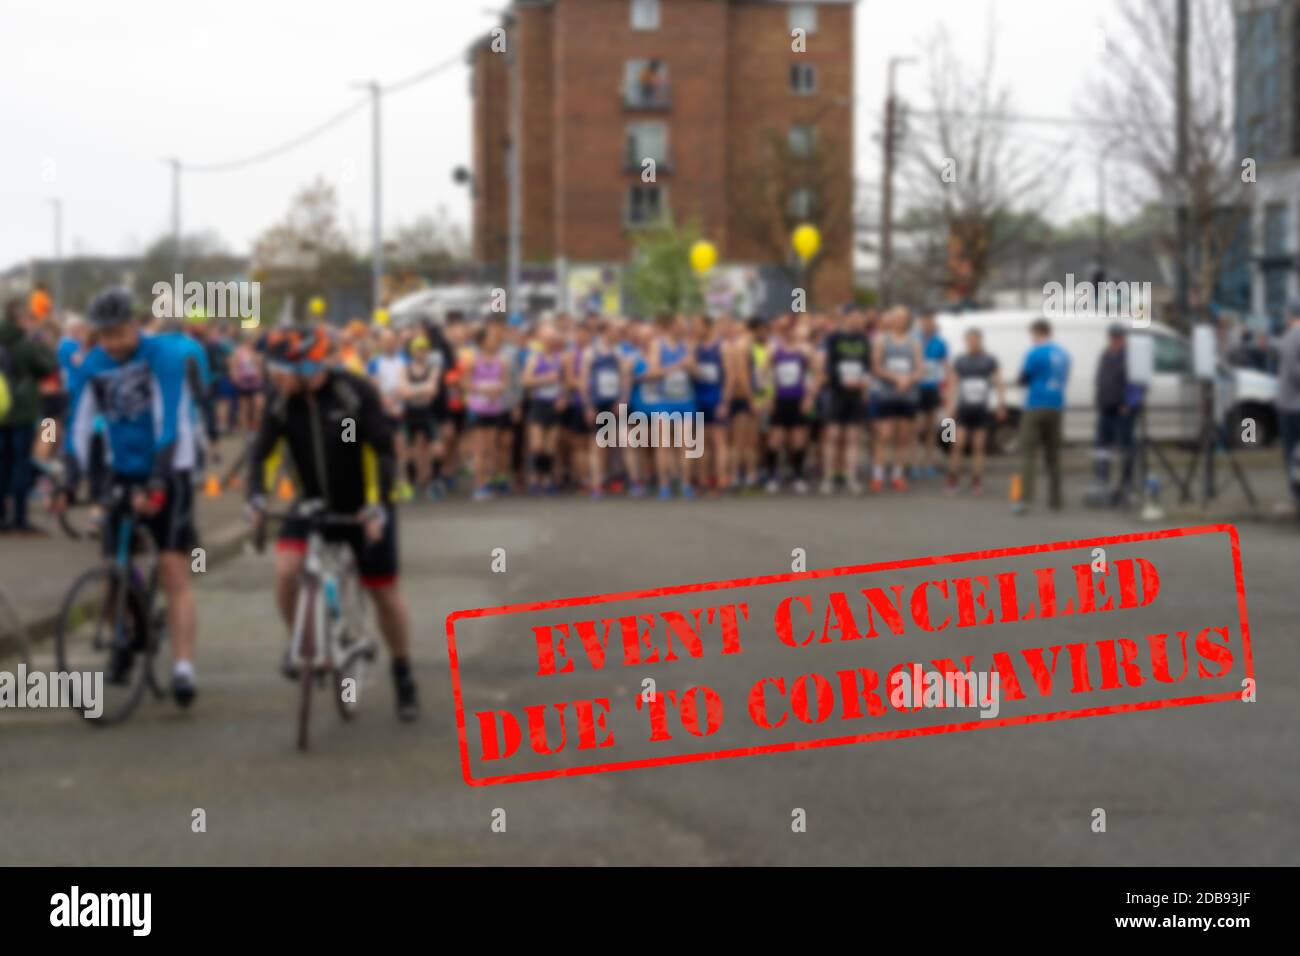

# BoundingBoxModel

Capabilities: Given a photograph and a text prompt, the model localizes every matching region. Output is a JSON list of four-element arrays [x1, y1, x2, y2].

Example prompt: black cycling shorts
[[277, 503, 399, 589], [102, 471, 198, 557]]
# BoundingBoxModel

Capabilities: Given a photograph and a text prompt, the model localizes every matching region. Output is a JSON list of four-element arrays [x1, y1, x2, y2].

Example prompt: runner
[[399, 335, 440, 497], [621, 320, 651, 496], [521, 322, 567, 493], [58, 287, 207, 706], [644, 314, 696, 499], [870, 306, 922, 492], [367, 330, 410, 501], [463, 318, 509, 502], [915, 309, 949, 478], [945, 327, 1004, 494], [819, 308, 872, 494], [725, 316, 760, 491], [581, 317, 633, 498], [247, 327, 418, 722], [692, 314, 731, 493], [765, 313, 815, 494], [228, 330, 264, 434]]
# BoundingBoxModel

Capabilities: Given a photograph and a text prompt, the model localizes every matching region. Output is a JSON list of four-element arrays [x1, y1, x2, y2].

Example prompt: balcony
[[622, 80, 672, 110]]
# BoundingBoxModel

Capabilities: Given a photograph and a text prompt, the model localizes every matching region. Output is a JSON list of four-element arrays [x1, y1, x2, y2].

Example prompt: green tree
[[624, 217, 703, 316]]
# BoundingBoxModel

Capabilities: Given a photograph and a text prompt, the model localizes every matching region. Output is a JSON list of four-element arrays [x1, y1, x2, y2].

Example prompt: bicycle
[[53, 486, 171, 725], [253, 499, 379, 751]]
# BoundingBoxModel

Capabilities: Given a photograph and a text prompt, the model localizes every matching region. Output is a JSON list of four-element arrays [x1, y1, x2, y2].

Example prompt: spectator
[[1014, 317, 1070, 515], [1278, 300, 1300, 517], [1094, 323, 1140, 505], [0, 297, 58, 534]]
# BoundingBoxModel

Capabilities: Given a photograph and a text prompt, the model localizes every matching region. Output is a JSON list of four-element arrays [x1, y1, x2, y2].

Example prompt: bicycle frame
[[286, 520, 360, 674]]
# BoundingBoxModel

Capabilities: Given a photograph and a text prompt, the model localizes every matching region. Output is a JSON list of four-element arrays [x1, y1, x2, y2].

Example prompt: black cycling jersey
[[249, 368, 395, 513]]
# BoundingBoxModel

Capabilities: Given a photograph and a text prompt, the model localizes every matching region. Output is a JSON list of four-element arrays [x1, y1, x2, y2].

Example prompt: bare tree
[[731, 127, 854, 294], [1086, 0, 1250, 324], [898, 26, 1072, 305]]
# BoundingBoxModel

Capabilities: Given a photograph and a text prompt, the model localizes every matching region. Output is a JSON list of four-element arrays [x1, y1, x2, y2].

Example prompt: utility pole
[[506, 23, 522, 319], [356, 80, 384, 316], [1175, 0, 1189, 324], [168, 158, 182, 276], [880, 57, 914, 308], [1096, 155, 1107, 284], [47, 198, 63, 315]]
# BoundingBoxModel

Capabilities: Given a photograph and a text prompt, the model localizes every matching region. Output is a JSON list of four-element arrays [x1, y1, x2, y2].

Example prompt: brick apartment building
[[469, 0, 856, 314]]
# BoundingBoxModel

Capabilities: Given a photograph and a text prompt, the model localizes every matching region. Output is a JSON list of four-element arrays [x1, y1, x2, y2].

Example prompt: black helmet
[[87, 286, 136, 328]]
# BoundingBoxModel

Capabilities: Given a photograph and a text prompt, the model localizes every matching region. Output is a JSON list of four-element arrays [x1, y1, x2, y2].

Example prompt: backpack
[[0, 342, 13, 419]]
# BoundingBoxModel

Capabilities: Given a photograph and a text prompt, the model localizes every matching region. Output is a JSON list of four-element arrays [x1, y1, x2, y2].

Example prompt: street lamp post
[[47, 198, 63, 316], [880, 56, 916, 309], [354, 80, 384, 317]]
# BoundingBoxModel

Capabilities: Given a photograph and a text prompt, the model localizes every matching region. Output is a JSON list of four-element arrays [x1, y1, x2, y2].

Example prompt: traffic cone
[[277, 475, 295, 501], [1009, 473, 1022, 502], [203, 474, 221, 498]]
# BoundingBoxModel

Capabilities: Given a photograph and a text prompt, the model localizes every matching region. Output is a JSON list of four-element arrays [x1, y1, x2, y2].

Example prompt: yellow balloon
[[308, 296, 327, 317], [792, 224, 822, 262], [374, 308, 390, 327], [689, 240, 718, 274]]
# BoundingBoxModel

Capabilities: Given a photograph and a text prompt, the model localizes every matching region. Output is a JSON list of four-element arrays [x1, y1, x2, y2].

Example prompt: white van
[[933, 310, 1279, 449]]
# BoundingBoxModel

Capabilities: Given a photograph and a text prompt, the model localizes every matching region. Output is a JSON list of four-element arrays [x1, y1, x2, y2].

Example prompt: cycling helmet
[[264, 326, 330, 375], [87, 286, 136, 328]]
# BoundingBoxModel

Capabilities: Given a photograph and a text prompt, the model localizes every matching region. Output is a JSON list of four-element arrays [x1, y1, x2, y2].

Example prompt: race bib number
[[886, 356, 911, 376], [697, 362, 720, 385], [923, 359, 942, 381], [960, 377, 990, 406], [664, 369, 691, 399], [596, 369, 620, 400], [775, 360, 802, 388], [837, 359, 863, 385], [534, 382, 561, 401]]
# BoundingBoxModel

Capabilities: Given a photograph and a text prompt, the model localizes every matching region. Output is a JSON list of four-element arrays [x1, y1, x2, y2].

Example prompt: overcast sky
[[0, 0, 1123, 274]]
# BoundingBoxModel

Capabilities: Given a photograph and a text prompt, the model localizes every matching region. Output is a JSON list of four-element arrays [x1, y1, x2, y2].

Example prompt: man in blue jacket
[[1016, 318, 1071, 515], [57, 287, 208, 706]]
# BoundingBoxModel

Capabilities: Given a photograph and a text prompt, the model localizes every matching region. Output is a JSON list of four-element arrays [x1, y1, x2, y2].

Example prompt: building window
[[626, 121, 670, 171], [790, 63, 817, 95], [787, 186, 816, 219], [624, 59, 671, 108], [789, 3, 818, 34], [627, 185, 667, 226], [631, 0, 660, 31], [788, 124, 815, 157]]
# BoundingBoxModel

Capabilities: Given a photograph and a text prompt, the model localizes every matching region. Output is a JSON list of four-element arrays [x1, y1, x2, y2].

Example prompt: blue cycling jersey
[[67, 332, 209, 480]]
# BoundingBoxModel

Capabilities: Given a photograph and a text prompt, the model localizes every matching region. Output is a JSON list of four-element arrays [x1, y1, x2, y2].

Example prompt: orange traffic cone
[[277, 475, 295, 501], [203, 474, 221, 498], [1009, 473, 1022, 502]]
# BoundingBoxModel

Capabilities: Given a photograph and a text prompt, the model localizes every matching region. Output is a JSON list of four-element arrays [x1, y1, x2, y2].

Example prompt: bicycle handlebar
[[251, 500, 366, 554]]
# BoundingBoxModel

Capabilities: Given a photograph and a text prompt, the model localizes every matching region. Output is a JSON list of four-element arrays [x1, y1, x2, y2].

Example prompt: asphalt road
[[1, 481, 1296, 865]]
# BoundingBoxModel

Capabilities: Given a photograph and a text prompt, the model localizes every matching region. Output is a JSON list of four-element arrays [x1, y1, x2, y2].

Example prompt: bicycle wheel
[[294, 581, 317, 752], [55, 566, 152, 725]]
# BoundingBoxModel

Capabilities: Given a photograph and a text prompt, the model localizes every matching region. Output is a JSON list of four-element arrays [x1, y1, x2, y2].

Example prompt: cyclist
[[57, 287, 206, 706], [247, 327, 419, 722]]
